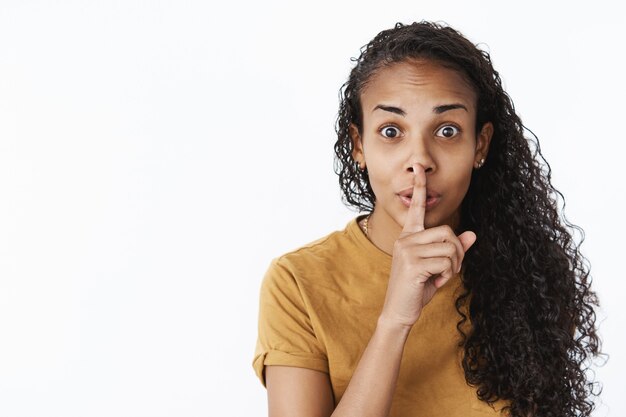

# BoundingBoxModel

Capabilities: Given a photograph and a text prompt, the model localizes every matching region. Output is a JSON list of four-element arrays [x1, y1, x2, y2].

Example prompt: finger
[[433, 273, 452, 288], [401, 163, 427, 235], [402, 241, 459, 275], [458, 231, 477, 253], [403, 226, 465, 273], [418, 256, 455, 284], [456, 231, 477, 273], [437, 228, 471, 274]]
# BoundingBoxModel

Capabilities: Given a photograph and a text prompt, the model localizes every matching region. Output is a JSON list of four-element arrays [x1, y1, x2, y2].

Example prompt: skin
[[266, 59, 494, 416], [351, 59, 493, 255]]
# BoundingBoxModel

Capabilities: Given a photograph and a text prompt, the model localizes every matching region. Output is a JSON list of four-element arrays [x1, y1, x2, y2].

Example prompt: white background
[[1, 1, 624, 416]]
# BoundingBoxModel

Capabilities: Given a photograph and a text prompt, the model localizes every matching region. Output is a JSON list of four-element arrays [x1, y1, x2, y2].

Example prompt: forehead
[[360, 60, 477, 112]]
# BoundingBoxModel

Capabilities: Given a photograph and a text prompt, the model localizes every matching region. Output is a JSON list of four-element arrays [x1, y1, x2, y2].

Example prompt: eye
[[380, 125, 401, 139], [435, 125, 460, 138]]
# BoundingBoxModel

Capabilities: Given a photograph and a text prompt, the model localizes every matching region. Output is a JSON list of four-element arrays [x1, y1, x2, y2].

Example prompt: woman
[[253, 21, 600, 417]]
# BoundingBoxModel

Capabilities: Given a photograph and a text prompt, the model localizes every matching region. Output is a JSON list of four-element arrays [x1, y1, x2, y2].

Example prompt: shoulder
[[274, 220, 358, 273], [257, 223, 356, 319]]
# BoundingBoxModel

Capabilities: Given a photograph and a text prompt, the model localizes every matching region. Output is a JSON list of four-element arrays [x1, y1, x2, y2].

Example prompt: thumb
[[458, 231, 477, 253]]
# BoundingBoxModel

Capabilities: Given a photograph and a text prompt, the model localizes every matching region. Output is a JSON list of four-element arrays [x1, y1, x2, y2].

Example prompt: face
[[351, 59, 492, 236]]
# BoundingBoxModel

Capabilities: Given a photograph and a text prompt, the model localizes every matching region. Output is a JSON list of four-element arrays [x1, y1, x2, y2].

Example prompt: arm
[[266, 317, 411, 417], [266, 366, 335, 417], [331, 318, 411, 417], [265, 166, 475, 416]]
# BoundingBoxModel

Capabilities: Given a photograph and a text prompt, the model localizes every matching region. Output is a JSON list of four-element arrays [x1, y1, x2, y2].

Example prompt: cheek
[[365, 163, 393, 191], [363, 159, 400, 201], [440, 152, 474, 195], [364, 144, 400, 180], [450, 164, 474, 201]]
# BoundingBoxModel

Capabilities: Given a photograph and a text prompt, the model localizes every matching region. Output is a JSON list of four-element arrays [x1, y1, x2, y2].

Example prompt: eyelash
[[378, 124, 462, 140], [435, 124, 462, 138], [379, 124, 402, 139]]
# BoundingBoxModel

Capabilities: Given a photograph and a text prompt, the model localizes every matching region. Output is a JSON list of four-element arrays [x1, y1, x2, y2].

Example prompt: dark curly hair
[[334, 21, 601, 417]]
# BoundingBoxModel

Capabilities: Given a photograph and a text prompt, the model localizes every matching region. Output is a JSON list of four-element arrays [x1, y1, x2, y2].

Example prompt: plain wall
[[1, 1, 623, 416]]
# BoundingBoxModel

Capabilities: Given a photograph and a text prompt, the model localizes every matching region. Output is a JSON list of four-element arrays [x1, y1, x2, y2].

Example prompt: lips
[[397, 187, 441, 210], [398, 187, 441, 199]]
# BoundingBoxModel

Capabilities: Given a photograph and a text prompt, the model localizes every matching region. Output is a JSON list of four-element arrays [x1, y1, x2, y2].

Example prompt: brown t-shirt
[[253, 217, 507, 416]]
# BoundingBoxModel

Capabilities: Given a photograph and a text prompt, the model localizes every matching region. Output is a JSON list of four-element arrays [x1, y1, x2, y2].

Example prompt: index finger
[[401, 163, 427, 235]]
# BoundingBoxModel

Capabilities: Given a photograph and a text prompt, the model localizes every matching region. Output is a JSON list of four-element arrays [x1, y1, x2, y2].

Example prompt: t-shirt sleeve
[[252, 257, 329, 387]]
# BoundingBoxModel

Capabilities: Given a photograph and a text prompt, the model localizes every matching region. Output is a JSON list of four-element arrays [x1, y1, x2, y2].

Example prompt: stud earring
[[476, 158, 485, 168]]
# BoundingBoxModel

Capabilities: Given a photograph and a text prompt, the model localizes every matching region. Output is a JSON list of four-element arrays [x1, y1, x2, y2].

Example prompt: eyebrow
[[433, 103, 468, 114], [372, 103, 468, 116], [373, 104, 406, 116]]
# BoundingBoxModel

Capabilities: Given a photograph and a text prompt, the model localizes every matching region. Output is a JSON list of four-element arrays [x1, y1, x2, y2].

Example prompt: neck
[[365, 207, 461, 255], [365, 210, 402, 255]]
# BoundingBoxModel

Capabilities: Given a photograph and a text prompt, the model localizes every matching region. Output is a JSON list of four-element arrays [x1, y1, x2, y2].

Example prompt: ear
[[474, 122, 493, 167], [349, 123, 365, 168]]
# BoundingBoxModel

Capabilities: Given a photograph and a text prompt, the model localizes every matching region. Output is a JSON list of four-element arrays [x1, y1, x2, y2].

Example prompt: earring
[[476, 158, 485, 169]]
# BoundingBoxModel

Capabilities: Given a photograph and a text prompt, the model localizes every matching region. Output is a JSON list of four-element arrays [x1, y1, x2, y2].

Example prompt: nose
[[405, 135, 435, 174]]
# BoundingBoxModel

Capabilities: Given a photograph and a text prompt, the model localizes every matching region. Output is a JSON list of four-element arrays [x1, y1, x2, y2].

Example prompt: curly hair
[[334, 21, 601, 417]]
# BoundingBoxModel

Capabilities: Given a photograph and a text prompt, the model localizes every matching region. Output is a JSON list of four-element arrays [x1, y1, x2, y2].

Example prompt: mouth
[[397, 188, 441, 210]]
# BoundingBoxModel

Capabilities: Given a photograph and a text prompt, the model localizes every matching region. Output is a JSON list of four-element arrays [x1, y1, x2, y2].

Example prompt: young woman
[[253, 21, 600, 417]]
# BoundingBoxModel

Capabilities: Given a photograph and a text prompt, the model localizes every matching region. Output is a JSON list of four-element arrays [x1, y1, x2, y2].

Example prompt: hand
[[378, 163, 477, 329]]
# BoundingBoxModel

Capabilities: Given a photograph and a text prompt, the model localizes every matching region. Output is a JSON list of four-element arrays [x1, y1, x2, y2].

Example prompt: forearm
[[331, 318, 412, 417]]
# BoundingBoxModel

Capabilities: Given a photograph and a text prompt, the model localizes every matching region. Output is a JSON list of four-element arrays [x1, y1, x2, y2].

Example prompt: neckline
[[347, 215, 463, 289], [347, 215, 393, 268]]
